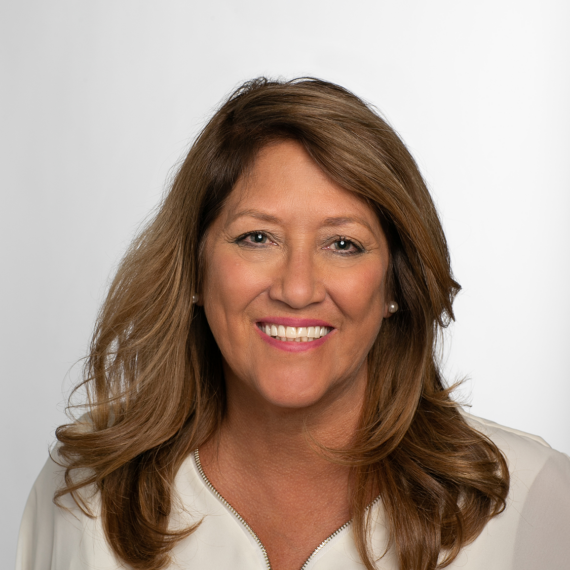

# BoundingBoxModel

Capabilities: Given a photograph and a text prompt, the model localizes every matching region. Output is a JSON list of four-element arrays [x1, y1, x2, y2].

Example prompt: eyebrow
[[227, 209, 282, 225], [227, 209, 374, 233], [322, 216, 374, 233]]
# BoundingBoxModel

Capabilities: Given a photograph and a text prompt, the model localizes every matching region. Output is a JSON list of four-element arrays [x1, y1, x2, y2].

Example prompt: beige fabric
[[16, 414, 570, 569]]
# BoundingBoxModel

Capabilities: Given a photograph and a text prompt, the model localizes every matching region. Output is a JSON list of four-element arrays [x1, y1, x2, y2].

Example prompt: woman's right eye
[[236, 231, 270, 246]]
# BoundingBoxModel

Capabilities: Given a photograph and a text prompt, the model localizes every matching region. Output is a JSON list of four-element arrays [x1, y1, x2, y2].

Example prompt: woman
[[17, 78, 570, 570]]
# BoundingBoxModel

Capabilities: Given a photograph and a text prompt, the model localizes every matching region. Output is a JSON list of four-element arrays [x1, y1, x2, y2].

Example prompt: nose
[[268, 243, 325, 309]]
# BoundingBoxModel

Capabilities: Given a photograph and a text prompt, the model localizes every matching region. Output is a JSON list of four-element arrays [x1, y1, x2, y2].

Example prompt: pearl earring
[[192, 294, 199, 304], [388, 301, 399, 314]]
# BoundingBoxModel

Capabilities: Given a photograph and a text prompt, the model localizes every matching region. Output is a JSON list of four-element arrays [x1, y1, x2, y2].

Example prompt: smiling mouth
[[257, 322, 332, 343]]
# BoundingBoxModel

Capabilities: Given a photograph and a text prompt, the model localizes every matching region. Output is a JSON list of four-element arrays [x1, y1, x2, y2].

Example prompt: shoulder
[[454, 411, 570, 569], [461, 410, 569, 475], [462, 410, 570, 501], [436, 411, 570, 569], [16, 444, 122, 570], [462, 411, 551, 448], [19, 444, 90, 526]]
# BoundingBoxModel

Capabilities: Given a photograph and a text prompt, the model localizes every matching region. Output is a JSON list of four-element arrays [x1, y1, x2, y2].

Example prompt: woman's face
[[202, 140, 392, 413]]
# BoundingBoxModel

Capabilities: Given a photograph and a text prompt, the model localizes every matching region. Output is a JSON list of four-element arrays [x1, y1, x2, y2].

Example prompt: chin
[[264, 394, 325, 411], [253, 373, 337, 411]]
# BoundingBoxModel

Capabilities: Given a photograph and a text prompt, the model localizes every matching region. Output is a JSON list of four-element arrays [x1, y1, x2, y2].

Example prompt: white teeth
[[261, 322, 330, 342]]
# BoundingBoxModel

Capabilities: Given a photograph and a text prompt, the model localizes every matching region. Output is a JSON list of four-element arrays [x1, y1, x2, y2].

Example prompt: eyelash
[[327, 237, 364, 255], [234, 231, 274, 247], [234, 231, 365, 255]]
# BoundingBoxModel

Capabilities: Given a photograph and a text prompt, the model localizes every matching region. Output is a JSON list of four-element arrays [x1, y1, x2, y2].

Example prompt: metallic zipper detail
[[194, 449, 272, 570], [298, 519, 352, 570], [193, 449, 381, 570], [299, 494, 382, 570]]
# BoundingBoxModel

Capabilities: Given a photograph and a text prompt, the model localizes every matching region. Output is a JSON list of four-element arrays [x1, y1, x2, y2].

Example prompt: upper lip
[[257, 317, 334, 328]]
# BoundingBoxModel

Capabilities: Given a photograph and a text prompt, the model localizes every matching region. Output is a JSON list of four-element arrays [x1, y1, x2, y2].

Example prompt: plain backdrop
[[2, 0, 569, 565]]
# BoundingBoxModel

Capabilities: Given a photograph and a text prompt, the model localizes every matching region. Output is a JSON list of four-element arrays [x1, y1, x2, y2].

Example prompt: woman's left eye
[[327, 238, 363, 255]]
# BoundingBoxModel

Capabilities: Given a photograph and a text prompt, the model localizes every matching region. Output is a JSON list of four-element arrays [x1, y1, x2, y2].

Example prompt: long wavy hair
[[55, 77, 509, 570]]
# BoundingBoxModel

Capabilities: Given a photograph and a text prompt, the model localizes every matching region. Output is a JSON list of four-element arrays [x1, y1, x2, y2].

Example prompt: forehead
[[220, 140, 381, 232]]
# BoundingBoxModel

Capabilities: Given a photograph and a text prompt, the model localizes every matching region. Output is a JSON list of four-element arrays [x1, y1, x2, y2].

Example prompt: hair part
[[55, 77, 509, 570]]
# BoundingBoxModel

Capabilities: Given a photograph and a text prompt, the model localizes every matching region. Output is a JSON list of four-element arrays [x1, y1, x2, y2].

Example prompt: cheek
[[333, 261, 387, 322], [203, 248, 270, 320]]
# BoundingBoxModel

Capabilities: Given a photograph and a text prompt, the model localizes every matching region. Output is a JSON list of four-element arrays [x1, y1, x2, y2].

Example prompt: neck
[[202, 371, 366, 486]]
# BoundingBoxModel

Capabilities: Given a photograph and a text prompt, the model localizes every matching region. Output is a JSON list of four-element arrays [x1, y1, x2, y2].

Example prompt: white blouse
[[16, 413, 570, 570]]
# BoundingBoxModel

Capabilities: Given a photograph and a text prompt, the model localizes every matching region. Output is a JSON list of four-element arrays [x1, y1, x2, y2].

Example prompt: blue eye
[[251, 232, 267, 243], [330, 237, 363, 254], [235, 231, 270, 246]]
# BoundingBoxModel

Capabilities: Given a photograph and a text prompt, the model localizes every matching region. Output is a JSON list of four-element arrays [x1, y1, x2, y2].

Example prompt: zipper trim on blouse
[[298, 519, 352, 570], [193, 449, 380, 570], [299, 494, 382, 569], [194, 449, 272, 569]]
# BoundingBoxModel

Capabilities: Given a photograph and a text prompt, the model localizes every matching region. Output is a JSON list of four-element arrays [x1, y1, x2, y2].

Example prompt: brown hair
[[55, 77, 509, 570]]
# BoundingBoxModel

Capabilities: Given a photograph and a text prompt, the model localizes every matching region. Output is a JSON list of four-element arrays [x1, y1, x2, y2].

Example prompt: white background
[[2, 0, 569, 564]]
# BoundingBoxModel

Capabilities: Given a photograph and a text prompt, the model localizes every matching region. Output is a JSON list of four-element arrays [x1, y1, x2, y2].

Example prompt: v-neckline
[[193, 448, 380, 570]]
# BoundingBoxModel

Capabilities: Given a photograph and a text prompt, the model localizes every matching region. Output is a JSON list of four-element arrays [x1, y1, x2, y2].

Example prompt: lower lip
[[255, 325, 333, 352]]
